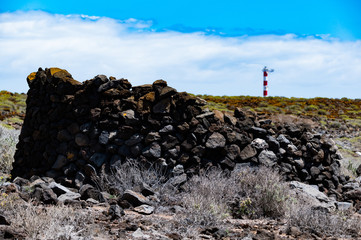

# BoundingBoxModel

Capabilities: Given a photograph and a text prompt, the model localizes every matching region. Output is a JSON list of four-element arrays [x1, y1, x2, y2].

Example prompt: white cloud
[[1, 11, 361, 98]]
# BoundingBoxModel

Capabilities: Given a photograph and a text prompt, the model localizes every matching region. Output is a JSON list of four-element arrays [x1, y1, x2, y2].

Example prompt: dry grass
[[287, 205, 361, 238], [181, 167, 291, 227], [230, 167, 290, 219], [181, 169, 234, 226], [95, 159, 171, 197], [0, 193, 103, 239]]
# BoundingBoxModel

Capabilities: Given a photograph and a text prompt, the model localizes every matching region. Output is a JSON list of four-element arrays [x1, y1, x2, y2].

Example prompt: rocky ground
[[1, 153, 361, 239]]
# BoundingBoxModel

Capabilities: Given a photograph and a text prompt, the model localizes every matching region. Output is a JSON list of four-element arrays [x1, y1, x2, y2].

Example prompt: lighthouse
[[262, 66, 274, 97]]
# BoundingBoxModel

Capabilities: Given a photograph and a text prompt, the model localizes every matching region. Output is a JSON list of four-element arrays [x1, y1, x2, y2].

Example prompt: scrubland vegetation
[[0, 92, 361, 238], [198, 95, 361, 119]]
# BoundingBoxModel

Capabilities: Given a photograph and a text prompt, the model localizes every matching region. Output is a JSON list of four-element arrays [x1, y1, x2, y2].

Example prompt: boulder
[[258, 150, 277, 167], [205, 132, 226, 149], [122, 190, 148, 207], [239, 144, 257, 161], [289, 181, 335, 210]]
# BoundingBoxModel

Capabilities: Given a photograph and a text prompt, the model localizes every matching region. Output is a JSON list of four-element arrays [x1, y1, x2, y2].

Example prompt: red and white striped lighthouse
[[262, 66, 274, 97]]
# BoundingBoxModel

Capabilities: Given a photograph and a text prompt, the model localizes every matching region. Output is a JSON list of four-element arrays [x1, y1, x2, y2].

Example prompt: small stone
[[125, 134, 143, 146], [32, 187, 58, 204], [75, 133, 89, 146], [133, 204, 154, 215], [67, 123, 80, 135], [196, 112, 215, 119], [336, 202, 352, 211], [226, 144, 241, 161], [205, 132, 226, 149], [224, 113, 237, 125], [250, 126, 268, 136], [132, 228, 150, 239], [159, 124, 174, 133], [172, 165, 184, 176], [58, 192, 81, 202], [153, 98, 172, 114], [121, 109, 138, 124], [251, 138, 269, 150], [310, 166, 321, 177], [221, 157, 235, 169], [266, 135, 280, 151], [277, 134, 291, 146], [142, 142, 161, 158], [89, 153, 107, 167], [159, 86, 177, 98], [79, 184, 105, 202], [287, 144, 298, 155], [240, 144, 257, 161], [57, 129, 72, 142], [52, 155, 68, 170], [258, 150, 277, 167], [48, 182, 70, 196], [294, 158, 305, 169], [99, 131, 110, 145], [122, 190, 148, 207], [145, 132, 161, 144], [108, 204, 125, 219]]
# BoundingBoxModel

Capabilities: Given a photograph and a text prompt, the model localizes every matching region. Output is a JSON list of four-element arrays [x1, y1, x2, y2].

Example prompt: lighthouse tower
[[262, 66, 274, 97]]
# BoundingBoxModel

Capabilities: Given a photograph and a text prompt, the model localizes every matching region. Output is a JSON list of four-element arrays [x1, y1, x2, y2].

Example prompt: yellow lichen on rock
[[49, 68, 65, 76], [26, 72, 36, 86], [48, 67, 81, 85]]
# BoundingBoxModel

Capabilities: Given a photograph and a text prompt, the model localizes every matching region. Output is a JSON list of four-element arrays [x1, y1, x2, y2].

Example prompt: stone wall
[[12, 68, 346, 198]]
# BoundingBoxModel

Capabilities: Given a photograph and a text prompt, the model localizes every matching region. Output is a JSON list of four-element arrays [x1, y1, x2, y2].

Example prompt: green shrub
[[304, 105, 318, 111]]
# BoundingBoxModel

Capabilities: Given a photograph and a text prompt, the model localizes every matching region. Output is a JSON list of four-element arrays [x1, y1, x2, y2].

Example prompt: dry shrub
[[95, 159, 169, 196], [231, 166, 290, 219], [0, 195, 100, 239], [181, 166, 290, 226], [181, 168, 235, 226], [0, 124, 19, 173], [287, 205, 361, 238]]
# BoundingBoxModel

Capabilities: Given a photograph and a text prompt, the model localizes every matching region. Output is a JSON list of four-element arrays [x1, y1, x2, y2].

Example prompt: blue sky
[[1, 0, 361, 97]]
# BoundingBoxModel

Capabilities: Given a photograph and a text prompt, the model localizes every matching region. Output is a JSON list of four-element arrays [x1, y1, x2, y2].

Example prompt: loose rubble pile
[[11, 68, 361, 210]]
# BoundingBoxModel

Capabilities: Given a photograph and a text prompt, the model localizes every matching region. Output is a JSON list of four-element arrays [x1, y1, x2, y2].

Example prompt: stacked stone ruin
[[12, 68, 347, 199]]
